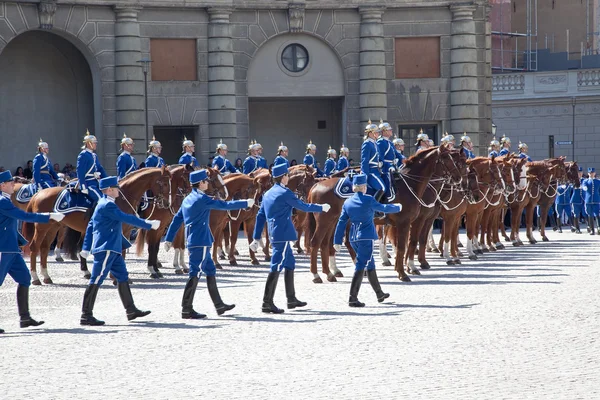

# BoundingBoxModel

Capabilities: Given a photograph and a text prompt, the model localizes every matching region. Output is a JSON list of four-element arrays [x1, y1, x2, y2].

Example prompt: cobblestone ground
[[1, 229, 599, 399]]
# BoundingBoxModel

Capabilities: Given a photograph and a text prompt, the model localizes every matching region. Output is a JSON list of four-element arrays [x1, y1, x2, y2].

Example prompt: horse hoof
[[426, 249, 432, 253], [313, 277, 323, 284], [439, 253, 445, 258], [454, 259, 462, 264], [149, 273, 160, 279], [112, 280, 117, 286], [251, 260, 260, 266], [528, 240, 536, 245], [234, 250, 239, 256], [399, 275, 412, 282], [175, 269, 184, 275], [482, 248, 490, 253], [382, 260, 392, 267], [431, 248, 440, 253], [215, 264, 223, 270], [542, 237, 549, 242], [457, 243, 464, 248], [264, 256, 271, 262], [458, 251, 464, 257], [183, 268, 190, 273], [157, 261, 163, 269], [446, 260, 455, 265], [420, 262, 431, 269], [503, 238, 510, 242], [55, 256, 64, 263], [469, 255, 478, 261], [476, 249, 484, 255], [43, 278, 53, 284], [409, 269, 421, 275], [83, 272, 91, 279], [218, 255, 226, 260], [327, 275, 337, 282], [229, 260, 238, 266], [32, 279, 42, 286], [296, 249, 304, 255]]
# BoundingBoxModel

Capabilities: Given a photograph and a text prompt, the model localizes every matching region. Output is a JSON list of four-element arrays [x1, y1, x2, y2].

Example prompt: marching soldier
[[332, 173, 401, 307], [255, 141, 268, 169], [377, 120, 397, 201], [0, 170, 65, 333], [323, 147, 337, 177], [144, 136, 165, 168], [179, 136, 199, 167], [77, 130, 108, 203], [250, 163, 330, 314], [243, 141, 260, 174], [116, 133, 137, 180], [499, 135, 511, 156], [273, 142, 290, 168], [582, 167, 600, 235], [518, 142, 532, 162], [554, 183, 572, 233], [337, 145, 350, 171], [570, 167, 586, 234], [461, 134, 476, 159], [164, 169, 253, 319], [304, 140, 324, 177], [361, 120, 386, 208], [392, 138, 406, 167], [79, 176, 160, 325], [489, 137, 500, 158], [415, 131, 429, 153], [32, 138, 60, 190], [212, 140, 237, 175]]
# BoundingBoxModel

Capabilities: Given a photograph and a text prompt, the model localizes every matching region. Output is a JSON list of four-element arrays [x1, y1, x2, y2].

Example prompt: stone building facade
[[0, 0, 492, 172]]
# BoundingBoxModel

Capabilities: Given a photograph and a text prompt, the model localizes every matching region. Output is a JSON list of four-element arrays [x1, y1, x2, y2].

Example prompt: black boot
[[550, 214, 558, 231], [374, 190, 386, 218], [284, 269, 307, 309], [589, 217, 596, 235], [0, 327, 4, 334], [349, 270, 365, 307], [262, 271, 284, 314], [117, 282, 151, 321], [574, 218, 582, 234], [17, 285, 44, 328], [366, 269, 390, 303], [206, 275, 235, 315], [80, 284, 105, 326], [181, 277, 206, 319]]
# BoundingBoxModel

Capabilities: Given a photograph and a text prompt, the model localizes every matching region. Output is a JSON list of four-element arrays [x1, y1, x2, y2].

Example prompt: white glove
[[246, 198, 255, 208], [249, 239, 262, 253], [321, 203, 331, 213], [147, 220, 161, 230], [94, 172, 101, 179], [388, 167, 396, 173], [333, 244, 341, 252], [49, 212, 65, 222], [378, 162, 383, 168], [396, 204, 403, 213], [81, 188, 88, 195], [164, 241, 172, 252], [79, 250, 89, 259]]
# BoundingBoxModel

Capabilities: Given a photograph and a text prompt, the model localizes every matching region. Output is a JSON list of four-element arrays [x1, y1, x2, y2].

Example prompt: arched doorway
[[0, 30, 94, 173], [247, 34, 345, 165]]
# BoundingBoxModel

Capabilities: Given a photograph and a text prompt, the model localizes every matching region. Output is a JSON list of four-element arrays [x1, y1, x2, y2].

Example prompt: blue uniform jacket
[[394, 149, 406, 167], [116, 151, 137, 180], [0, 193, 50, 253], [570, 179, 585, 205], [361, 138, 380, 175], [82, 197, 152, 254], [377, 137, 395, 173], [519, 153, 532, 162], [323, 158, 336, 176], [273, 155, 290, 168], [337, 156, 349, 171], [77, 150, 107, 190], [333, 192, 401, 244], [257, 156, 268, 169], [555, 184, 572, 205], [166, 189, 249, 248], [303, 154, 324, 177], [253, 183, 323, 243], [179, 153, 199, 167], [489, 150, 499, 158], [582, 178, 600, 204], [144, 153, 165, 168], [243, 156, 258, 174], [499, 148, 510, 157], [33, 152, 59, 188], [462, 147, 476, 159], [212, 155, 237, 175]]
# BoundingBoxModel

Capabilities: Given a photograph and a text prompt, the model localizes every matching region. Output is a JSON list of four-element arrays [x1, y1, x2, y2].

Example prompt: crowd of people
[[9, 159, 77, 180]]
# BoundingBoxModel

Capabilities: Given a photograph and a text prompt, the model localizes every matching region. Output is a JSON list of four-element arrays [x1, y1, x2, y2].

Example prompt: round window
[[281, 44, 309, 73]]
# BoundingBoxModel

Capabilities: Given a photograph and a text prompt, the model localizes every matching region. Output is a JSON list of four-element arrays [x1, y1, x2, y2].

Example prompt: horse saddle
[[334, 177, 354, 199], [54, 185, 94, 214], [15, 183, 38, 203]]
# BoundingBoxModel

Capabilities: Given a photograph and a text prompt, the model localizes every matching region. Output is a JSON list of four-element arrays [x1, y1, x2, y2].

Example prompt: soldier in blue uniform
[[304, 140, 324, 177], [33, 138, 60, 190], [570, 167, 586, 234], [212, 140, 238, 176], [415, 131, 429, 153], [250, 163, 330, 314], [461, 135, 476, 159], [499, 135, 511, 156], [377, 120, 397, 201], [488, 137, 500, 158], [337, 145, 349, 171], [77, 130, 108, 203], [392, 138, 406, 168], [144, 137, 165, 168], [243, 141, 260, 174], [0, 170, 65, 333], [554, 183, 572, 233], [255, 141, 268, 169], [273, 142, 290, 168], [361, 120, 386, 206], [333, 173, 401, 307], [323, 147, 337, 176], [582, 167, 600, 235], [179, 136, 199, 167], [518, 142, 532, 162], [79, 176, 160, 325], [164, 169, 253, 319], [116, 133, 137, 180]]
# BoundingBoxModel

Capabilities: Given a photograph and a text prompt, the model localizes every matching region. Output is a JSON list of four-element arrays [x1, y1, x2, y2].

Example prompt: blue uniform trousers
[[270, 241, 295, 273], [89, 251, 128, 285], [555, 204, 571, 220], [381, 171, 395, 201], [585, 203, 600, 217], [350, 240, 376, 272], [366, 173, 385, 196], [84, 181, 102, 203], [0, 253, 31, 287], [572, 203, 587, 219], [189, 247, 216, 278]]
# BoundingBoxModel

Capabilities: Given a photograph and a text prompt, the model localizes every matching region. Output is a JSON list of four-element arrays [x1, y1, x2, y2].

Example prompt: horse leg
[[406, 221, 421, 275], [28, 223, 47, 286], [227, 220, 241, 266], [393, 225, 411, 282], [263, 226, 271, 262], [438, 220, 445, 256], [451, 219, 462, 264], [525, 203, 537, 244], [501, 208, 510, 242], [344, 225, 357, 264], [39, 235, 54, 284], [244, 219, 260, 266], [173, 248, 182, 273], [509, 206, 520, 246], [379, 226, 392, 266], [418, 219, 433, 270], [54, 226, 65, 262], [539, 205, 550, 241], [320, 238, 336, 283]]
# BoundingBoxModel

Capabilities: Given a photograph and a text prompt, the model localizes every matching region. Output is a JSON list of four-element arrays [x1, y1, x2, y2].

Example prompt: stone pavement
[[1, 229, 599, 400]]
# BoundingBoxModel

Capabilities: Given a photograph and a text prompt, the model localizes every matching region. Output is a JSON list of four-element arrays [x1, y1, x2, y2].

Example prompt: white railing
[[577, 70, 600, 87], [492, 74, 525, 91]]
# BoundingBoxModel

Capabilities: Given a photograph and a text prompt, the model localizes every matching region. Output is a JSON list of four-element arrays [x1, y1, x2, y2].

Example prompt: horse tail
[[62, 227, 82, 260], [135, 228, 148, 257]]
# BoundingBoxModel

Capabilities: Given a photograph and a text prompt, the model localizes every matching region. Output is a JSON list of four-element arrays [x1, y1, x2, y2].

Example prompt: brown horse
[[286, 165, 319, 255], [23, 167, 174, 284], [554, 161, 581, 233], [534, 158, 572, 241]]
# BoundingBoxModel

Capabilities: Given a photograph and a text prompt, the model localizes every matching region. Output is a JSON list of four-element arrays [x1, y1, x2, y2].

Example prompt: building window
[[394, 37, 440, 79], [281, 44, 309, 73], [317, 120, 327, 130], [150, 39, 197, 81]]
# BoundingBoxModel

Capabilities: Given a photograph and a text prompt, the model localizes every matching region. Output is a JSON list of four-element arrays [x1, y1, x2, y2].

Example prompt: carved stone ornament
[[38, 0, 58, 29], [288, 3, 305, 33]]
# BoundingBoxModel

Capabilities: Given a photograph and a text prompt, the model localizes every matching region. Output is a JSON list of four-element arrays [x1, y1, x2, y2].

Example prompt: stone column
[[359, 6, 387, 131], [482, 4, 493, 154], [207, 8, 236, 164], [450, 4, 479, 150], [114, 6, 145, 165]]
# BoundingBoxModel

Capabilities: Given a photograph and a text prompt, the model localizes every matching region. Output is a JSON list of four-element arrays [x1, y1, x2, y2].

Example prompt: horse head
[[204, 167, 228, 199], [168, 164, 193, 210], [565, 161, 580, 187], [288, 165, 316, 201], [249, 168, 273, 205], [148, 166, 173, 209], [498, 156, 516, 194]]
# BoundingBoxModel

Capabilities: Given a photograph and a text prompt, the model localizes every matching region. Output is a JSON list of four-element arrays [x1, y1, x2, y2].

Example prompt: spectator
[[15, 166, 24, 177], [234, 158, 243, 172], [290, 159, 298, 166], [24, 160, 33, 179], [53, 162, 60, 172], [348, 158, 354, 166], [0, 166, 5, 172], [317, 162, 322, 169]]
